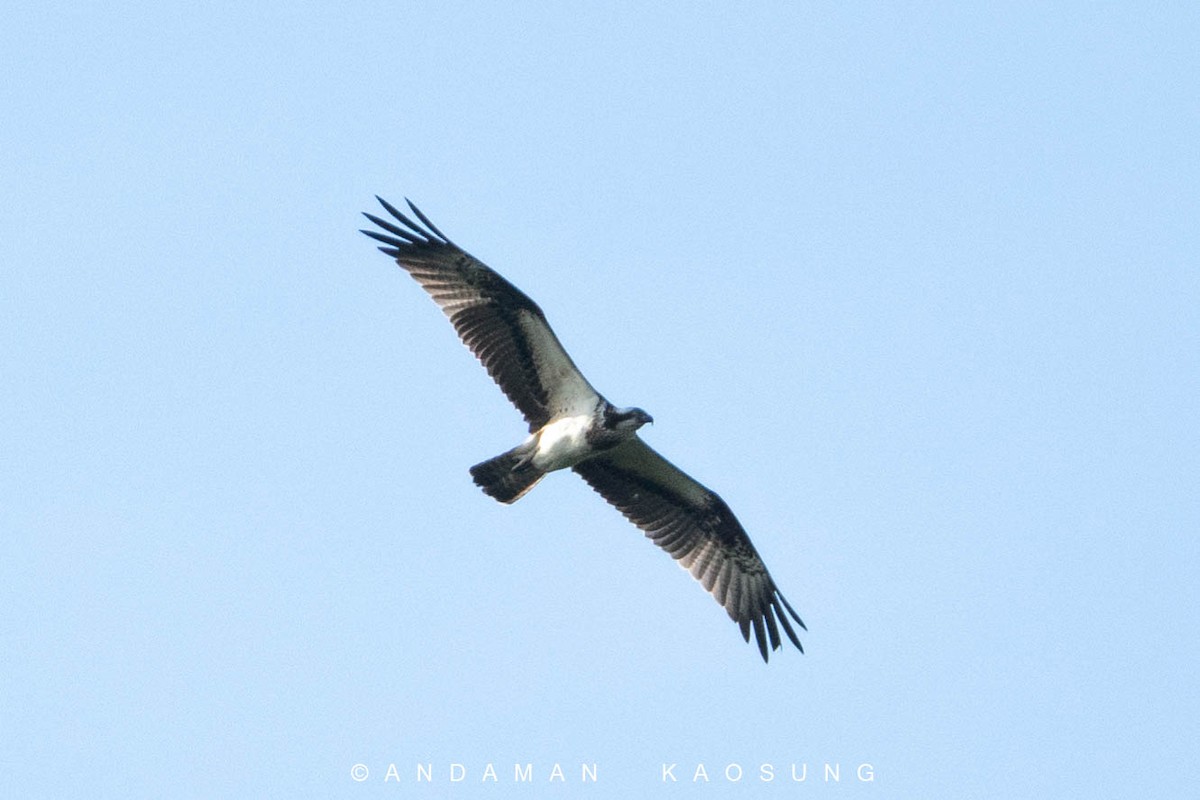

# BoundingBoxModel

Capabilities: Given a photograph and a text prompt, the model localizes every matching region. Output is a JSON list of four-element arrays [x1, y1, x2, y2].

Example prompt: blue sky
[[3, 1, 1197, 797]]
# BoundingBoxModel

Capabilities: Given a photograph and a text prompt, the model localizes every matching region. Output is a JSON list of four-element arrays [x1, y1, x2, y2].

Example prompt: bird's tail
[[469, 443, 545, 504]]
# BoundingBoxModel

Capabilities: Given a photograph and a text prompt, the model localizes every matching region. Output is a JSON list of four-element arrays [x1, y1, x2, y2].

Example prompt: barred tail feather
[[469, 446, 544, 504]]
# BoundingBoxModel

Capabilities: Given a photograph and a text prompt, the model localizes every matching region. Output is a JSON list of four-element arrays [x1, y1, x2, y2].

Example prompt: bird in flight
[[361, 197, 805, 661]]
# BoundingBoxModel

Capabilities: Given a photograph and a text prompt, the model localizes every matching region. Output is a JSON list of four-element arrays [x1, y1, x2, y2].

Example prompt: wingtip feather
[[405, 198, 451, 242], [778, 591, 807, 631], [775, 599, 805, 653], [753, 616, 769, 662]]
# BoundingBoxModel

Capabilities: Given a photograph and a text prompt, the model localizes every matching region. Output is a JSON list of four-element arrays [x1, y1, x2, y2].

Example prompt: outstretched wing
[[573, 438, 805, 661], [361, 197, 600, 431]]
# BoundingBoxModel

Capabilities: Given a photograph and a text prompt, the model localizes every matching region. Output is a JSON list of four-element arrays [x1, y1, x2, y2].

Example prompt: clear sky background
[[3, 2, 1197, 797]]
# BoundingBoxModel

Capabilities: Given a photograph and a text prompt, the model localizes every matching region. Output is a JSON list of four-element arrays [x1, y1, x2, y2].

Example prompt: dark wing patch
[[573, 439, 806, 662], [361, 197, 596, 430]]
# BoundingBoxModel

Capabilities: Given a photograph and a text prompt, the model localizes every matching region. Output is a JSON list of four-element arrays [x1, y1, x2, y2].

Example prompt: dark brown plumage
[[362, 197, 806, 661], [573, 439, 805, 660]]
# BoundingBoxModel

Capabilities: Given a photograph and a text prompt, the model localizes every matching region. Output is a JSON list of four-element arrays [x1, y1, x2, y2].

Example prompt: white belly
[[531, 414, 594, 472]]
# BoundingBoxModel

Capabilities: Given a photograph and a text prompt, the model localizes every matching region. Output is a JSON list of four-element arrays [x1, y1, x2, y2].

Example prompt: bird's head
[[609, 406, 654, 433]]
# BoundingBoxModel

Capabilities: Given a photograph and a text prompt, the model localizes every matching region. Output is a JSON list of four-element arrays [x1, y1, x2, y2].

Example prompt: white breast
[[531, 414, 595, 472]]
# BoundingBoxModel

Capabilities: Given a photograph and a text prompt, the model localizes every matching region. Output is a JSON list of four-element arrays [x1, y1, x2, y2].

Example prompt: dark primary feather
[[361, 197, 584, 431], [573, 439, 806, 662]]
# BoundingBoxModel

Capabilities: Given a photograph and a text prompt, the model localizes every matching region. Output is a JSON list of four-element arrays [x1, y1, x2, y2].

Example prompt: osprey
[[361, 197, 806, 661]]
